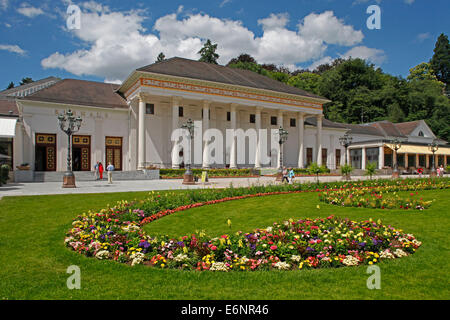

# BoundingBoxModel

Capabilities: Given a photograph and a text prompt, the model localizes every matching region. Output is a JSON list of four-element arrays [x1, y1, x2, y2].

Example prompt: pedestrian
[[98, 162, 104, 180], [106, 162, 115, 184], [439, 165, 444, 177], [288, 168, 295, 184], [436, 166, 440, 177], [281, 167, 289, 183], [94, 161, 100, 180]]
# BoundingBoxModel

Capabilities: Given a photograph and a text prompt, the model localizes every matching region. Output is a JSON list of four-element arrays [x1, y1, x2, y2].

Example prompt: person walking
[[288, 168, 295, 184], [281, 167, 289, 183], [94, 161, 100, 180], [98, 162, 104, 180], [439, 165, 444, 177], [106, 162, 115, 184]]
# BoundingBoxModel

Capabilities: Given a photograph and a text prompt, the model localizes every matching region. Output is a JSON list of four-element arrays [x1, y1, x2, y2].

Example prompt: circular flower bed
[[65, 189, 423, 271], [319, 187, 433, 210]]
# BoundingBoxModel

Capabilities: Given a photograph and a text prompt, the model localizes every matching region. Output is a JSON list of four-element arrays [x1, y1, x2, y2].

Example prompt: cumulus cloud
[[41, 2, 372, 83], [298, 11, 364, 46], [341, 46, 386, 65], [0, 44, 27, 55], [17, 3, 44, 18]]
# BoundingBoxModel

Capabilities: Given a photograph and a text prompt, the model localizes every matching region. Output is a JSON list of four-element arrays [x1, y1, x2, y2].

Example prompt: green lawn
[[0, 188, 449, 300]]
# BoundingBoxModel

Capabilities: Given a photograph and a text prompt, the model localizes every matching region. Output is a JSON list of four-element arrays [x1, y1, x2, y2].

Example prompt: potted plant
[[307, 162, 322, 183], [340, 164, 353, 180], [365, 162, 377, 180], [17, 163, 31, 170]]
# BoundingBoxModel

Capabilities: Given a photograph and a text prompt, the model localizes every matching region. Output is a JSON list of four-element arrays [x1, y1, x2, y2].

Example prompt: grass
[[0, 188, 449, 300]]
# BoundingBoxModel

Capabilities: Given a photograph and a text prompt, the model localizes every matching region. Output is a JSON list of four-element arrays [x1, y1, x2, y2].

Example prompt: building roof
[[305, 117, 347, 129], [136, 57, 328, 101], [0, 96, 18, 117], [369, 121, 406, 138], [394, 120, 422, 136], [22, 79, 128, 110], [0, 76, 61, 97]]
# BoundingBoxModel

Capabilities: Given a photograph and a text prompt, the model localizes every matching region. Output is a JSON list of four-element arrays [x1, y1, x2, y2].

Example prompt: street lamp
[[428, 139, 439, 177], [181, 118, 195, 185], [391, 138, 402, 178], [275, 126, 289, 181], [58, 109, 82, 188], [339, 132, 353, 165]]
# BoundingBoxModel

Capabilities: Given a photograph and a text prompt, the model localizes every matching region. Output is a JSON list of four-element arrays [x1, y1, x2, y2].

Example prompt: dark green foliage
[[430, 33, 450, 88], [198, 39, 219, 64]]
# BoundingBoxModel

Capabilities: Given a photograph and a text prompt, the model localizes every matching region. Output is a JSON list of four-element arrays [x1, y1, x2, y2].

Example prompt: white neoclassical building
[[0, 57, 448, 180]]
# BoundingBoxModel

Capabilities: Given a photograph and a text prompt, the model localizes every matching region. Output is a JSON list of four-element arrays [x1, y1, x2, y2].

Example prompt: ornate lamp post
[[339, 132, 353, 165], [58, 109, 82, 188], [391, 138, 402, 178], [275, 126, 289, 181], [181, 118, 195, 185], [428, 139, 439, 177]]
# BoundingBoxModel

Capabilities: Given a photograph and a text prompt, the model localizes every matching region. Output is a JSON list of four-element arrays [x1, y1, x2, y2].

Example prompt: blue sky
[[0, 0, 448, 89]]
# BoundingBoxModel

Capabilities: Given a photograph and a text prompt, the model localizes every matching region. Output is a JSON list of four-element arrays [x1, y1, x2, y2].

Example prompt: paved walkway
[[0, 174, 446, 198]]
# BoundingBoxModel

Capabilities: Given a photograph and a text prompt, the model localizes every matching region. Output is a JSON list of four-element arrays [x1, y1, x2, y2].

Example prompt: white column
[[230, 104, 237, 169], [379, 146, 384, 169], [297, 112, 305, 168], [329, 135, 335, 170], [255, 107, 262, 168], [138, 95, 146, 169], [277, 110, 284, 169], [202, 100, 211, 168], [171, 97, 181, 169], [316, 114, 323, 166], [405, 153, 409, 168], [362, 147, 366, 170]]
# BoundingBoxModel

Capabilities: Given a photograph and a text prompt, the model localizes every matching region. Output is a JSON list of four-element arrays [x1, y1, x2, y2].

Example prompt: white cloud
[[0, 44, 27, 55], [0, 0, 8, 10], [41, 3, 371, 82], [219, 0, 232, 8], [404, 0, 415, 4], [341, 46, 386, 65], [298, 11, 364, 46], [416, 32, 431, 42], [307, 56, 334, 71], [17, 3, 44, 18]]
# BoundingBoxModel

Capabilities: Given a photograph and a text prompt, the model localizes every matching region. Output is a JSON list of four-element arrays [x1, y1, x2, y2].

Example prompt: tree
[[156, 52, 166, 62], [365, 162, 377, 180], [6, 82, 14, 90], [198, 39, 219, 64], [20, 77, 33, 86], [430, 33, 450, 88], [287, 72, 321, 95], [226, 53, 256, 66], [407, 62, 440, 82]]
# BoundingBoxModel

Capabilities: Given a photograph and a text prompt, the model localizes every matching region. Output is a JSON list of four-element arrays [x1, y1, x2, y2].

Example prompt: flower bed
[[319, 187, 434, 210], [65, 178, 449, 271]]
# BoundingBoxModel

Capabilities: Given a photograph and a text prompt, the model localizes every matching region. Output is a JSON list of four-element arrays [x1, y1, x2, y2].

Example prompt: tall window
[[271, 116, 277, 125], [306, 148, 313, 166], [227, 111, 231, 121], [335, 149, 341, 168], [250, 114, 256, 123], [145, 103, 154, 115], [290, 118, 296, 127], [178, 106, 183, 117], [350, 149, 362, 169], [322, 149, 327, 168]]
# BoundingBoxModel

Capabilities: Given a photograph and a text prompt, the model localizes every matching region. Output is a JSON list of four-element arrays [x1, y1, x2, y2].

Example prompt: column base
[[182, 173, 196, 185], [63, 171, 76, 188], [392, 171, 399, 179], [430, 171, 437, 177]]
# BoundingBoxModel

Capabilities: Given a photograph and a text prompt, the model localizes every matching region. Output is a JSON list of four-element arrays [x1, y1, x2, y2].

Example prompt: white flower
[[273, 261, 291, 270], [379, 249, 395, 259], [342, 255, 359, 266], [394, 249, 408, 258], [290, 255, 302, 262], [130, 252, 145, 266], [173, 254, 189, 262], [95, 250, 111, 260], [210, 262, 229, 272]]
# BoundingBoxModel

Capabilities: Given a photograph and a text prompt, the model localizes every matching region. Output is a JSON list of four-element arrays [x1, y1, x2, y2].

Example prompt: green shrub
[[365, 162, 377, 179], [0, 164, 10, 185], [340, 164, 354, 179]]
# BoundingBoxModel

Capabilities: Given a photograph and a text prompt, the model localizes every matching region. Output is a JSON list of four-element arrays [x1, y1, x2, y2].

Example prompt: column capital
[[255, 106, 263, 113], [137, 93, 146, 102], [171, 96, 182, 105], [202, 100, 211, 109], [316, 113, 324, 120], [230, 103, 238, 112], [297, 111, 306, 118], [278, 109, 284, 116]]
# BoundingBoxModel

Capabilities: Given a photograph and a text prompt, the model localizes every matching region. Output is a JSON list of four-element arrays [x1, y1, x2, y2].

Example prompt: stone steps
[[15, 170, 160, 182]]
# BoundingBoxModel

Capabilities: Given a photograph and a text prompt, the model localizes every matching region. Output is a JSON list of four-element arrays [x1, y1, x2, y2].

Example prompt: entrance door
[[35, 133, 57, 171], [72, 135, 91, 171], [105, 137, 123, 171]]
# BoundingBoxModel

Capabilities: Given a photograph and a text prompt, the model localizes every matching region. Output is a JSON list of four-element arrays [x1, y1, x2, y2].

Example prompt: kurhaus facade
[[0, 57, 449, 177]]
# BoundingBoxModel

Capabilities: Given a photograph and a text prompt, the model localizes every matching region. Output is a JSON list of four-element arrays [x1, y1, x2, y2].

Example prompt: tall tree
[[287, 72, 321, 95], [6, 82, 14, 90], [430, 33, 450, 88], [407, 62, 439, 82], [198, 39, 219, 64], [226, 53, 256, 66], [20, 77, 33, 86], [156, 52, 166, 62]]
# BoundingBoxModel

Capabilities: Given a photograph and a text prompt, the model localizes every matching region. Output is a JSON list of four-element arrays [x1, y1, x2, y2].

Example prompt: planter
[[16, 165, 31, 171]]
